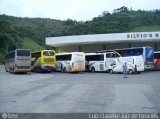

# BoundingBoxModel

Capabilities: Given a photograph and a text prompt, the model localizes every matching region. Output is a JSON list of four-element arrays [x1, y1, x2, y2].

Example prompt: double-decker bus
[[5, 49, 31, 73], [56, 52, 85, 72], [85, 52, 116, 72], [113, 47, 154, 70], [31, 50, 56, 72], [154, 51, 160, 70]]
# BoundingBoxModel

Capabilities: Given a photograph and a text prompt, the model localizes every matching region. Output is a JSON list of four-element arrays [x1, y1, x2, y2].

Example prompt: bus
[[85, 52, 116, 72], [109, 56, 144, 74], [5, 49, 31, 73], [56, 52, 85, 72], [154, 51, 160, 70], [113, 47, 154, 70], [31, 50, 56, 72]]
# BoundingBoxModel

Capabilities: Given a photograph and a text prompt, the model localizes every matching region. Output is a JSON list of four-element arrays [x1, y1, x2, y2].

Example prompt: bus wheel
[[109, 69, 113, 74], [137, 72, 141, 74], [62, 67, 66, 73], [38, 67, 42, 73], [128, 69, 133, 74], [5, 67, 8, 72], [91, 67, 95, 72]]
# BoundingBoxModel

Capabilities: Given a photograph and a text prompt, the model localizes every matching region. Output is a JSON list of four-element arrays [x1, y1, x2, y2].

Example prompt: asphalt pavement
[[0, 65, 160, 113]]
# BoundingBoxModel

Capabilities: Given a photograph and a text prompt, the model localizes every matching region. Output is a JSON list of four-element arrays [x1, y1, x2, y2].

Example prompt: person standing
[[123, 62, 128, 78]]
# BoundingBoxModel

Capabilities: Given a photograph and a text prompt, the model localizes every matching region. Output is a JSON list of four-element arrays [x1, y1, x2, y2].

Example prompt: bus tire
[[91, 67, 95, 72], [13, 67, 16, 73], [38, 67, 42, 73], [128, 69, 133, 74], [109, 69, 113, 74], [62, 67, 66, 73], [137, 72, 141, 74], [5, 67, 8, 72]]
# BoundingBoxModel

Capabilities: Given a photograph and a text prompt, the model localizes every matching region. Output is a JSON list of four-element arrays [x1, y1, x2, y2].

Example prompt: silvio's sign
[[127, 33, 160, 39]]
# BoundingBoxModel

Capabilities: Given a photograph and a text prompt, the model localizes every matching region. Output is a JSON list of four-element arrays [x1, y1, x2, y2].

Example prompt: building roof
[[46, 32, 160, 47]]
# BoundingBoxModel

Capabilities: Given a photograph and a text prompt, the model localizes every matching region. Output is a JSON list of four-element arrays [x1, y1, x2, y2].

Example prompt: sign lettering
[[127, 33, 160, 39]]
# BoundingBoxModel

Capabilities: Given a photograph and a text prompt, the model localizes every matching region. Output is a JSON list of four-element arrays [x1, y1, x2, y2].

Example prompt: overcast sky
[[0, 0, 160, 21]]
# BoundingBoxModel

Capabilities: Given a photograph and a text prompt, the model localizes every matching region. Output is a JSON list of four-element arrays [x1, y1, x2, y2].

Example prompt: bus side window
[[106, 54, 110, 58], [100, 55, 104, 61]]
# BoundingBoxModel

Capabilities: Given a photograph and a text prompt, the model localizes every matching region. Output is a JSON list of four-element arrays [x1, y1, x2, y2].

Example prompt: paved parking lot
[[0, 65, 160, 113]]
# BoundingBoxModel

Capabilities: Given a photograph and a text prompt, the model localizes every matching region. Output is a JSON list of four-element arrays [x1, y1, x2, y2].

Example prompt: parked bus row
[[5, 50, 86, 73], [4, 46, 160, 73]]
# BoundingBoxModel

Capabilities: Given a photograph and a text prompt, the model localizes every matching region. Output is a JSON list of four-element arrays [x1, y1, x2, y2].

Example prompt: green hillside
[[0, 6, 160, 63], [130, 25, 160, 32], [21, 38, 44, 51]]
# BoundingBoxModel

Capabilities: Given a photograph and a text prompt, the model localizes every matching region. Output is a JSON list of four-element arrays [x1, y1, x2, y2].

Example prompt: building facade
[[46, 32, 160, 52]]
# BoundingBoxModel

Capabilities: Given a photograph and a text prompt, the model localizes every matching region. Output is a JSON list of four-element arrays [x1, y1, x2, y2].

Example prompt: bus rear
[[15, 49, 31, 72], [154, 51, 160, 70], [71, 52, 85, 72], [41, 50, 56, 72], [144, 47, 154, 70]]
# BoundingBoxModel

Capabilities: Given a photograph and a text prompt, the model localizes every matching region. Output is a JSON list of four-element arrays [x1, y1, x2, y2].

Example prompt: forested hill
[[0, 6, 160, 63]]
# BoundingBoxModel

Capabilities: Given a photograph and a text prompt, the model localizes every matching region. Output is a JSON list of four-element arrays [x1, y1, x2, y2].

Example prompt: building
[[46, 31, 160, 52]]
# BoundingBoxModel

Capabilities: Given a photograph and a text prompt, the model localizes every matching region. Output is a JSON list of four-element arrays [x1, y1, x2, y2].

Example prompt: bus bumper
[[72, 68, 86, 72], [42, 66, 56, 72], [14, 67, 31, 73]]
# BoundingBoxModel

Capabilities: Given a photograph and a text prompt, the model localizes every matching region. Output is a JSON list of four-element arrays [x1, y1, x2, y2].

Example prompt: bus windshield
[[56, 54, 71, 61], [43, 51, 55, 56], [17, 50, 30, 56], [74, 53, 85, 61]]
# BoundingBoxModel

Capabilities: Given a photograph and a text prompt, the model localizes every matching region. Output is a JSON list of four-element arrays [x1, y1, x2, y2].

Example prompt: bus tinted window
[[6, 52, 15, 59], [154, 53, 160, 59], [56, 54, 71, 61], [17, 50, 30, 56], [43, 51, 55, 56], [116, 48, 143, 56], [106, 53, 116, 58], [32, 52, 41, 58], [86, 54, 104, 61]]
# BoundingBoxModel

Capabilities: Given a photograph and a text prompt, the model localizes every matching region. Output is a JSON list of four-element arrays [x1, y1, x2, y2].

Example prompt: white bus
[[5, 49, 31, 73], [99, 47, 154, 70], [85, 52, 116, 72], [109, 56, 144, 74], [56, 52, 85, 72]]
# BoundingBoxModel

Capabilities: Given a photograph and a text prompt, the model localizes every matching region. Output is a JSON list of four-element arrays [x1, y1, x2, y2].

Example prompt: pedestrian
[[123, 62, 128, 78]]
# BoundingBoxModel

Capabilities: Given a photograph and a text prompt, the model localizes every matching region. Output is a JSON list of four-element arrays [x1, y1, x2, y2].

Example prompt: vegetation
[[0, 6, 160, 63]]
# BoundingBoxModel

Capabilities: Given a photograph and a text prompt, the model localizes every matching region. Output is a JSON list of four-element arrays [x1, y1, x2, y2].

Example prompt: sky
[[0, 0, 160, 21]]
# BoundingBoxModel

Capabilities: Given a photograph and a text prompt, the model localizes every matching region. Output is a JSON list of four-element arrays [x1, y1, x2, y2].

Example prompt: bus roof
[[32, 50, 55, 53], [56, 52, 84, 55], [7, 49, 30, 54], [154, 51, 160, 53], [114, 46, 152, 51], [97, 46, 153, 53]]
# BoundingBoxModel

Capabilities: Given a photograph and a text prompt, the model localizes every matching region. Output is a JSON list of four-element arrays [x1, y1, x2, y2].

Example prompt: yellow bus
[[31, 50, 56, 72]]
